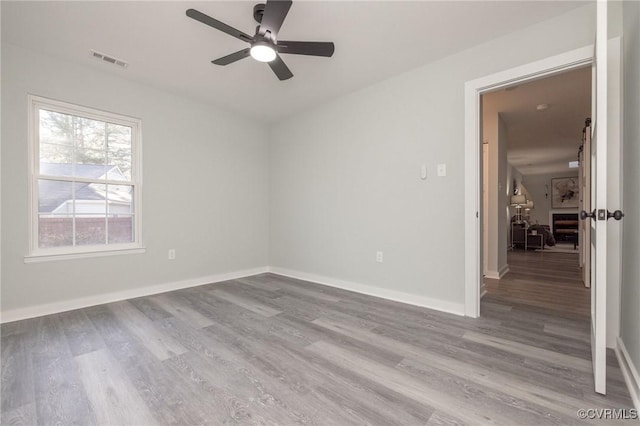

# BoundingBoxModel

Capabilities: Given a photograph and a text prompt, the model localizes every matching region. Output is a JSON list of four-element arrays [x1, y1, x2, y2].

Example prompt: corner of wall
[[615, 338, 640, 410]]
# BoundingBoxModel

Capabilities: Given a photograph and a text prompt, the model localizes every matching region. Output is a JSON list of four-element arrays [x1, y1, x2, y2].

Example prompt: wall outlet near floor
[[376, 251, 384, 263], [168, 249, 176, 260]]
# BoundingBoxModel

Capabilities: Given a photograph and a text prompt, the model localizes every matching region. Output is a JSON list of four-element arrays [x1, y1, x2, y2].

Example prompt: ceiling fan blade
[[277, 41, 335, 57], [212, 48, 251, 66], [268, 55, 293, 80], [259, 0, 292, 37], [186, 9, 253, 43]]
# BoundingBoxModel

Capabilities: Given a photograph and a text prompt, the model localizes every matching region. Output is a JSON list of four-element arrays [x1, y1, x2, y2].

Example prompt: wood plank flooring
[[485, 249, 590, 318], [1, 262, 633, 425]]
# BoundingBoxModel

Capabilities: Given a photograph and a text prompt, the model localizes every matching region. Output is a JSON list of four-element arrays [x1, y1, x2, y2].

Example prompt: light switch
[[437, 163, 447, 177], [420, 165, 427, 180]]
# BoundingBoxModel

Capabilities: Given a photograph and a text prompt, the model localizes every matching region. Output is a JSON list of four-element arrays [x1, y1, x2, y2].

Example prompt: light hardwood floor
[[1, 258, 633, 425]]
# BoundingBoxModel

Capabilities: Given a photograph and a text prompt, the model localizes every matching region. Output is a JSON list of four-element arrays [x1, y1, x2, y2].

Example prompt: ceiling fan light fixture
[[186, 2, 334, 80], [250, 42, 276, 62]]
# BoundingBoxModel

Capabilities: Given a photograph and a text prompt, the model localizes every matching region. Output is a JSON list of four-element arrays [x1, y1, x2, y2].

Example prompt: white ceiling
[[483, 66, 591, 176], [2, 1, 588, 123]]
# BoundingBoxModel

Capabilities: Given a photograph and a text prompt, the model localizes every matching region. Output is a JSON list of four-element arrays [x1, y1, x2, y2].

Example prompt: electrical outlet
[[376, 251, 384, 263], [437, 163, 447, 177], [168, 249, 176, 260]]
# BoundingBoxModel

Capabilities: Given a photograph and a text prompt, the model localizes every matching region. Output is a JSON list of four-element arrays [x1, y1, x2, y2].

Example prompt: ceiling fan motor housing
[[253, 4, 266, 23]]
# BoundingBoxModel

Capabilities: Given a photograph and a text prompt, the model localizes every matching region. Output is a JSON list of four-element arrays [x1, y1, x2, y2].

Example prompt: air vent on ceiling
[[90, 50, 128, 68]]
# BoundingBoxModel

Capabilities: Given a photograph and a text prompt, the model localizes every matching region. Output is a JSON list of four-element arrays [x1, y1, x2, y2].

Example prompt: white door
[[587, 0, 608, 395]]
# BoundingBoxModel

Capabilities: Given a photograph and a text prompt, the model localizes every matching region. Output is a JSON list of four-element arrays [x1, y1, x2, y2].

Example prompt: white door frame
[[463, 45, 593, 318]]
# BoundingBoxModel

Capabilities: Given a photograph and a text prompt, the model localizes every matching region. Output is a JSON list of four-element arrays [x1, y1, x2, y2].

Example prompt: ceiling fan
[[186, 0, 334, 81]]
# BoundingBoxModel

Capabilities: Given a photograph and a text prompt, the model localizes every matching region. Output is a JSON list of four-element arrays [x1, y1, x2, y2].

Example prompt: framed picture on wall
[[551, 177, 579, 208]]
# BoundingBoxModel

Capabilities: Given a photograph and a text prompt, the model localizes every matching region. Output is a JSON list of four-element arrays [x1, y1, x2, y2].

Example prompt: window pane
[[40, 110, 106, 153], [40, 143, 74, 173], [38, 179, 74, 248], [107, 123, 132, 180], [107, 185, 134, 244], [108, 216, 134, 243], [40, 158, 109, 180], [75, 177, 106, 245], [39, 110, 74, 146], [39, 179, 74, 216], [107, 184, 134, 243], [75, 116, 107, 151], [38, 108, 134, 182], [40, 146, 108, 179], [106, 184, 133, 211], [38, 215, 73, 248], [75, 147, 106, 166], [76, 216, 106, 246]]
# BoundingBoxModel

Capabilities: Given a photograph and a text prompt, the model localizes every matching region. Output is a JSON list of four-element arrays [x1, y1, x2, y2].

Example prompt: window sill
[[24, 247, 146, 263]]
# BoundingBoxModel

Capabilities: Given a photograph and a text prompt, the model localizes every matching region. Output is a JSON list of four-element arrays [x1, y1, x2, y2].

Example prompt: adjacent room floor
[[484, 248, 589, 318], [2, 265, 633, 425]]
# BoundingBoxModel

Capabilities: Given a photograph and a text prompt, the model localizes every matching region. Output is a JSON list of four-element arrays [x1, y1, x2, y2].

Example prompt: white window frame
[[26, 95, 144, 262]]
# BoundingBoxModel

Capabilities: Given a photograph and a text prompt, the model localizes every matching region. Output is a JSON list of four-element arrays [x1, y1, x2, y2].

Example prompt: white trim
[[464, 45, 593, 318], [606, 36, 622, 350], [1, 265, 466, 323], [484, 264, 509, 280], [27, 94, 144, 258], [615, 337, 640, 410], [592, 1, 608, 395], [268, 267, 465, 316], [499, 264, 510, 279], [0, 266, 269, 323]]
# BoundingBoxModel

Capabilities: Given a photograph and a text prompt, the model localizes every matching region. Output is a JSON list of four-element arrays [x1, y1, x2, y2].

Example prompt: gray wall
[[1, 43, 270, 313], [621, 0, 640, 387], [269, 5, 596, 309]]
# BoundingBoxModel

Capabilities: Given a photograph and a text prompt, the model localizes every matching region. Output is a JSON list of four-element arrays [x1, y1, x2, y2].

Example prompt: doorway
[[465, 36, 623, 398], [480, 66, 591, 312], [463, 45, 594, 318]]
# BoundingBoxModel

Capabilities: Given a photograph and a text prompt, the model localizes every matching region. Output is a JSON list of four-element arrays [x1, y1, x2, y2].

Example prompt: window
[[28, 95, 143, 261]]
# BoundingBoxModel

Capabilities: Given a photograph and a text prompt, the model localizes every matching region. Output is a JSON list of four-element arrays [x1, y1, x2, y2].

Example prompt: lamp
[[510, 194, 526, 205], [511, 194, 527, 223], [524, 200, 534, 221]]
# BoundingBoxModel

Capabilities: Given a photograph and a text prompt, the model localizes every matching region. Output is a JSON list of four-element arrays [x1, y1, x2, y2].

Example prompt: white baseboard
[[615, 337, 640, 410], [2, 265, 467, 322], [484, 271, 500, 279], [498, 264, 509, 278], [0, 266, 269, 324], [480, 282, 487, 298], [268, 267, 465, 316], [484, 265, 509, 280]]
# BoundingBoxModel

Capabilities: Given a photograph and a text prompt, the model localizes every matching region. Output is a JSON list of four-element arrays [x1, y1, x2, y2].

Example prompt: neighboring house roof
[[39, 163, 129, 213]]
